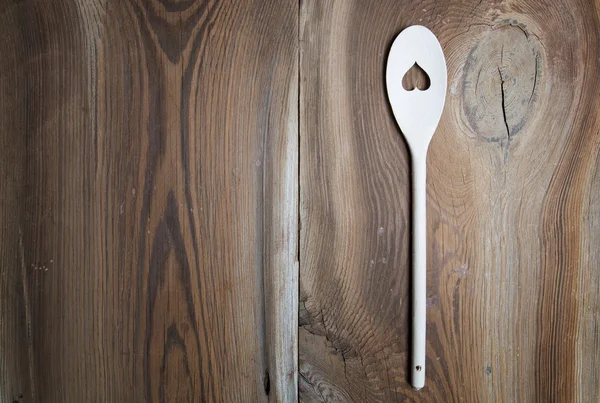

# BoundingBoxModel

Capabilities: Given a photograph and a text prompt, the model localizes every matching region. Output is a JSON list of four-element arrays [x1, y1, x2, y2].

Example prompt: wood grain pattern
[[0, 0, 297, 401], [3, 0, 600, 401], [299, 0, 600, 401]]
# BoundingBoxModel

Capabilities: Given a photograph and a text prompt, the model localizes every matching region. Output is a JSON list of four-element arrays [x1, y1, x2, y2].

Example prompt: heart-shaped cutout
[[402, 62, 431, 91]]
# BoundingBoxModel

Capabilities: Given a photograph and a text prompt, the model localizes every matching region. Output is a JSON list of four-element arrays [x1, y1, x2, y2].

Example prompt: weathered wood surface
[[3, 0, 600, 401], [0, 0, 297, 402], [299, 0, 600, 402]]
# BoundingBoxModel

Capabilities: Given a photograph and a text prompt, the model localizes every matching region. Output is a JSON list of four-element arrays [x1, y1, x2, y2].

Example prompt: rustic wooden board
[[0, 0, 297, 401], [299, 0, 600, 401]]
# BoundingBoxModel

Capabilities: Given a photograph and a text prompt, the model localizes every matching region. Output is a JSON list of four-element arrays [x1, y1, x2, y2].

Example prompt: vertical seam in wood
[[261, 68, 269, 399], [297, 3, 301, 260], [296, 1, 302, 401]]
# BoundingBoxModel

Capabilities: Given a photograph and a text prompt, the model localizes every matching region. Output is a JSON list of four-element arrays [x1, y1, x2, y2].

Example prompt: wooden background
[[0, 0, 298, 401], [1, 0, 600, 402], [299, 0, 600, 401]]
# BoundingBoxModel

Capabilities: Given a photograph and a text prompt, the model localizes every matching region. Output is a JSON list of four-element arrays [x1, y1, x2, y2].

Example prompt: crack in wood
[[498, 66, 511, 139]]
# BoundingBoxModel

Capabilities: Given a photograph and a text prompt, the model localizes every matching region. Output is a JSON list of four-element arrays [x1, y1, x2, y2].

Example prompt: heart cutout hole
[[402, 62, 431, 91]]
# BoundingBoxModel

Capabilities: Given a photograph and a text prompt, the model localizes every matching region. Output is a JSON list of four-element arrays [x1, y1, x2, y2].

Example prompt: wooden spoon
[[386, 25, 447, 390]]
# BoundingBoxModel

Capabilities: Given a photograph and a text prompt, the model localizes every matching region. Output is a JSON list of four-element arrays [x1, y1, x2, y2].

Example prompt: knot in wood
[[462, 21, 543, 144]]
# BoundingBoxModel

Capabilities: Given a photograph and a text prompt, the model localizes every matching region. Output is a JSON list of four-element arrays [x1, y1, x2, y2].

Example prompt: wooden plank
[[299, 0, 600, 401], [0, 4, 32, 402], [0, 0, 297, 401]]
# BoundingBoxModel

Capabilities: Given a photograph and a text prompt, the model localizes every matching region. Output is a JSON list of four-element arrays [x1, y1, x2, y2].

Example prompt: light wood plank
[[299, 0, 600, 401]]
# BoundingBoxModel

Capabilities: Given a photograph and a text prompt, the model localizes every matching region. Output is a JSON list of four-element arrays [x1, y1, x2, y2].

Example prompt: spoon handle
[[411, 153, 427, 390]]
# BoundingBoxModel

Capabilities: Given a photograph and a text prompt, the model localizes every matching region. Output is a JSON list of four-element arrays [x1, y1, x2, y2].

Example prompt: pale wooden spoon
[[386, 25, 447, 390]]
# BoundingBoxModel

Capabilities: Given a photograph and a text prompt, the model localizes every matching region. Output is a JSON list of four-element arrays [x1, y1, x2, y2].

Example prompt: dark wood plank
[[299, 0, 600, 401], [0, 0, 297, 401], [0, 4, 32, 402]]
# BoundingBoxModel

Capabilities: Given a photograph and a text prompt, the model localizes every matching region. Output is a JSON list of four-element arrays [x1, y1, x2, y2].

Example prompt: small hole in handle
[[416, 365, 422, 372]]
